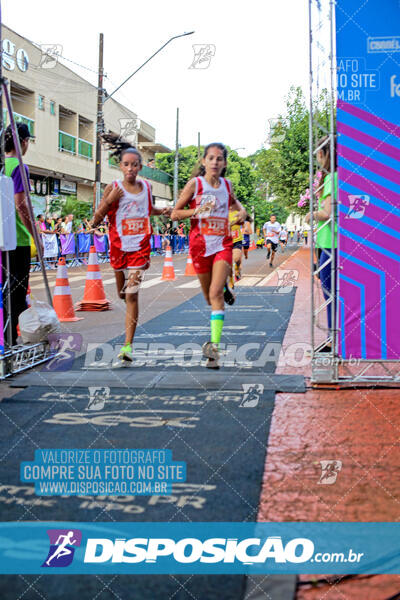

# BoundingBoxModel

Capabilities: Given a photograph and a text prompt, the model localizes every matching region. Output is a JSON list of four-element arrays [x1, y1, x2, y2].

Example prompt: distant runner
[[263, 214, 281, 268], [242, 216, 253, 259], [229, 206, 244, 285], [279, 227, 288, 252]]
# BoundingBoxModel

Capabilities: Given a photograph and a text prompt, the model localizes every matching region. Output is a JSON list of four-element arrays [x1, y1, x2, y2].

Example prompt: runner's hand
[[161, 207, 172, 217], [108, 185, 124, 203]]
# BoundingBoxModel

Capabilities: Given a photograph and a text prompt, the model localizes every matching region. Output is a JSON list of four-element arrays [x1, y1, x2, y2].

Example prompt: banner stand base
[[0, 343, 58, 380]]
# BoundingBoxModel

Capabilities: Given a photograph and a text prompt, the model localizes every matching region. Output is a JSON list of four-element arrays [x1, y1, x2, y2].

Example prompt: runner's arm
[[170, 179, 198, 220], [229, 193, 247, 225], [92, 184, 122, 227]]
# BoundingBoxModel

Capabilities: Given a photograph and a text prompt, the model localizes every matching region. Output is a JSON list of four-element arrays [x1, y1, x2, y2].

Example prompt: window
[[38, 95, 44, 110], [50, 101, 55, 116]]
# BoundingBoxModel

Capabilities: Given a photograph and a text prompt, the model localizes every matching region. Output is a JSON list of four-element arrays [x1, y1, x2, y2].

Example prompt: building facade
[[2, 25, 172, 215]]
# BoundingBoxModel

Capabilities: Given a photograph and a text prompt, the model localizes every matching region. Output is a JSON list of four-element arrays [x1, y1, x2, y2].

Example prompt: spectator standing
[[3, 123, 36, 345]]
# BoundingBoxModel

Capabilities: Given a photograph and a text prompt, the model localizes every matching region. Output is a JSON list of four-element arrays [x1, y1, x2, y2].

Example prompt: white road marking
[[235, 276, 262, 286], [178, 280, 201, 289]]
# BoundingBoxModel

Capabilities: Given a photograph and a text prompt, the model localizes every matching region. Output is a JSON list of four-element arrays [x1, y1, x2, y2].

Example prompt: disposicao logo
[[83, 536, 314, 564], [42, 529, 82, 567]]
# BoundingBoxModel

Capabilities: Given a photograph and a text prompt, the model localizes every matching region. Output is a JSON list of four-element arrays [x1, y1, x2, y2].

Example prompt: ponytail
[[102, 132, 142, 164]]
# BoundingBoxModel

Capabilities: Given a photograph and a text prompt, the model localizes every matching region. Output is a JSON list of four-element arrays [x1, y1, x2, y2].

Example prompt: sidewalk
[[257, 247, 400, 598]]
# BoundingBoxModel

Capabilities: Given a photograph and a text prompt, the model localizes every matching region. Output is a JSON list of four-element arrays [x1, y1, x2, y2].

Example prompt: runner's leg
[[197, 271, 212, 305], [114, 270, 126, 300]]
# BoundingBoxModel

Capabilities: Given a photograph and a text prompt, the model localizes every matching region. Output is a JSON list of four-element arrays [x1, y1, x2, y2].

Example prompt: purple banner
[[336, 0, 400, 359], [60, 233, 75, 256], [94, 234, 106, 253]]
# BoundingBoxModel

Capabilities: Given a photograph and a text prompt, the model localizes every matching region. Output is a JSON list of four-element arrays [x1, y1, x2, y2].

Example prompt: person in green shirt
[[3, 123, 38, 345], [305, 135, 337, 346]]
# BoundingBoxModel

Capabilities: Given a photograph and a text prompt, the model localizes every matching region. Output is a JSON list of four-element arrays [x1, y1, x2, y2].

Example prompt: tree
[[251, 86, 331, 216], [155, 145, 258, 216]]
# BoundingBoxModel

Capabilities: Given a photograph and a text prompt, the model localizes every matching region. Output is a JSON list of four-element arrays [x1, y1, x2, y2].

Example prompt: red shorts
[[110, 246, 150, 271], [192, 248, 232, 274]]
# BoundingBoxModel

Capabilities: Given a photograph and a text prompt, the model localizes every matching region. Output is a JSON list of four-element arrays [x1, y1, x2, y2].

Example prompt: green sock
[[211, 311, 225, 345]]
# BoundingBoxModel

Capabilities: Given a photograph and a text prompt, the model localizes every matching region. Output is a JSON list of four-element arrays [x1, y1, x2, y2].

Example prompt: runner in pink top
[[92, 135, 171, 362], [171, 142, 247, 369]]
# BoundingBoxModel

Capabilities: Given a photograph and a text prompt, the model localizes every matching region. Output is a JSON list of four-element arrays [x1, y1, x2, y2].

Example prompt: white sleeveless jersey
[[108, 179, 152, 253], [189, 176, 233, 257]]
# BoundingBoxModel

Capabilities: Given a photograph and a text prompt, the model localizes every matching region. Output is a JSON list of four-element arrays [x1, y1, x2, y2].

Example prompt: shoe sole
[[118, 353, 133, 362], [224, 290, 235, 305], [206, 360, 220, 370]]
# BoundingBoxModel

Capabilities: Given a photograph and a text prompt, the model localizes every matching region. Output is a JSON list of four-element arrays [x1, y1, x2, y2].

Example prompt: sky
[[3, 0, 310, 156]]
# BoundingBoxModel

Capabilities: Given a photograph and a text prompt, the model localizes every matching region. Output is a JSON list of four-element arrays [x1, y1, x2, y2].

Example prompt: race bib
[[122, 217, 150, 236], [200, 217, 228, 236], [232, 228, 240, 240]]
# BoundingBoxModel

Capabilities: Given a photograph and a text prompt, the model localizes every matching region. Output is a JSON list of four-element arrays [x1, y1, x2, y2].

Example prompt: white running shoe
[[202, 341, 220, 369]]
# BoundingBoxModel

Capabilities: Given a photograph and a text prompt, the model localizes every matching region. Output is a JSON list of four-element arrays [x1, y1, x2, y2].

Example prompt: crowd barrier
[[30, 233, 189, 271]]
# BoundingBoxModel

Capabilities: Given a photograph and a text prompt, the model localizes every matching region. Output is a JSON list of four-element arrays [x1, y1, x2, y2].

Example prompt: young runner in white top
[[262, 214, 281, 267]]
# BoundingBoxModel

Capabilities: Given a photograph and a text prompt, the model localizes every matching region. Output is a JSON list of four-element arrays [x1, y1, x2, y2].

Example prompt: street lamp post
[[94, 31, 195, 209]]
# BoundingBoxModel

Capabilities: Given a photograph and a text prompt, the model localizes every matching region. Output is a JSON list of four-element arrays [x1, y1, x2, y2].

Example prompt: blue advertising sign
[[1, 522, 400, 574], [336, 0, 400, 359]]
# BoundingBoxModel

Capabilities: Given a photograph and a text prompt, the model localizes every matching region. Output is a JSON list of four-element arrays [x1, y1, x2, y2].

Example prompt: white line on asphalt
[[30, 274, 87, 289], [141, 277, 165, 289], [256, 249, 301, 286], [177, 280, 201, 288], [236, 276, 262, 287]]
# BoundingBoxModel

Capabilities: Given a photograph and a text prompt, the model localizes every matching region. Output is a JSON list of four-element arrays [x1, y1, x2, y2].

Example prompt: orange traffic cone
[[53, 257, 83, 322], [184, 253, 196, 276], [249, 239, 256, 251], [75, 246, 111, 311], [161, 245, 176, 280]]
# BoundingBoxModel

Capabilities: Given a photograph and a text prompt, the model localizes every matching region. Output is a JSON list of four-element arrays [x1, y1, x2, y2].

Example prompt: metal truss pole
[[309, 0, 338, 384]]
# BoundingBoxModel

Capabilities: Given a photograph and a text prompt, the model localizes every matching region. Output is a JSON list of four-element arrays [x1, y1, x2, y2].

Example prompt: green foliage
[[155, 145, 258, 220], [251, 86, 331, 216], [155, 146, 199, 192], [61, 196, 92, 221]]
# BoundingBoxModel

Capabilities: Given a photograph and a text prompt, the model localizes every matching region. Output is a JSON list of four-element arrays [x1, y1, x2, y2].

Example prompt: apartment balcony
[[78, 138, 93, 160], [58, 130, 76, 154], [3, 109, 35, 136], [140, 165, 172, 185]]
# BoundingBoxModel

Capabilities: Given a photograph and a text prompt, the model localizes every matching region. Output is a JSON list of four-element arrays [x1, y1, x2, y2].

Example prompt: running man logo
[[119, 118, 141, 145], [276, 269, 298, 293], [86, 387, 110, 411], [318, 460, 342, 485], [240, 384, 264, 408], [39, 44, 63, 69], [43, 333, 82, 372], [189, 44, 216, 69], [346, 195, 370, 219], [42, 529, 82, 568]]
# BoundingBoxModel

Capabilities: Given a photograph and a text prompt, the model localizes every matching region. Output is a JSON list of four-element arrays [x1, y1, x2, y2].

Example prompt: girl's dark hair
[[193, 142, 228, 177], [5, 123, 31, 153], [245, 214, 253, 223], [102, 132, 142, 163], [317, 134, 337, 191]]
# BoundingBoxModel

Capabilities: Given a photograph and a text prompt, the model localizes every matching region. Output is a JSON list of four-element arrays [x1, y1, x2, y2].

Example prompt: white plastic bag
[[18, 301, 61, 344]]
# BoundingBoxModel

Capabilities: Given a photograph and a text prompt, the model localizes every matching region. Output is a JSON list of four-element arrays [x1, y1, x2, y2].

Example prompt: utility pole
[[173, 107, 179, 204], [94, 33, 104, 211]]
